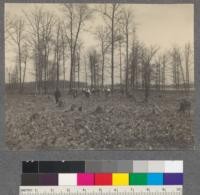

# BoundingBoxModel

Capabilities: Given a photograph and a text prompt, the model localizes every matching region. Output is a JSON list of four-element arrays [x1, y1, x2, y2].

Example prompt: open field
[[5, 91, 194, 150]]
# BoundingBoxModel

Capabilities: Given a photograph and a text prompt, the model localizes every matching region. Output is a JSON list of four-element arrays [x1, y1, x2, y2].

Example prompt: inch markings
[[19, 186, 182, 195]]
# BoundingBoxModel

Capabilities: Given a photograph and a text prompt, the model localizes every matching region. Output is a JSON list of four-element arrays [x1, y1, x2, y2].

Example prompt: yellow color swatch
[[112, 173, 129, 186]]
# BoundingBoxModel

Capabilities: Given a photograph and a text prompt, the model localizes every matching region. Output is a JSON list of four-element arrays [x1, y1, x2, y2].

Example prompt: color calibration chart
[[20, 161, 183, 195]]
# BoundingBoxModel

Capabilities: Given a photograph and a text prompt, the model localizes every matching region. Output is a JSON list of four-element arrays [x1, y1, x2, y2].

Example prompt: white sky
[[5, 3, 194, 84]]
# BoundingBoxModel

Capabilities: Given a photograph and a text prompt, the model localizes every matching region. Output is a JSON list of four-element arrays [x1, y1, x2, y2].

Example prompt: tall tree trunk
[[56, 52, 59, 89], [157, 63, 161, 91], [62, 46, 66, 89], [125, 26, 129, 95], [44, 48, 47, 94], [101, 51, 105, 88], [84, 58, 87, 87], [135, 61, 138, 89], [119, 41, 122, 90], [18, 44, 22, 92], [144, 61, 151, 102], [111, 6, 115, 92], [162, 56, 166, 92], [22, 59, 27, 91], [56, 26, 60, 89], [185, 44, 190, 93], [69, 15, 73, 91], [77, 54, 80, 89]]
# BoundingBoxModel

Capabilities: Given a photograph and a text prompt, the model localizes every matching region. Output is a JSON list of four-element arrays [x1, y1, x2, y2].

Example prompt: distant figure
[[178, 98, 191, 115], [82, 88, 91, 97], [82, 88, 86, 93], [82, 88, 86, 96], [86, 88, 91, 97], [91, 88, 95, 94], [105, 88, 111, 96], [72, 89, 78, 98], [90, 88, 100, 95], [54, 88, 61, 104]]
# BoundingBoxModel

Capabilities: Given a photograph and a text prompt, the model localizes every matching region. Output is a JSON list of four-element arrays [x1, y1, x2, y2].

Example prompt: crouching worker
[[54, 88, 61, 104]]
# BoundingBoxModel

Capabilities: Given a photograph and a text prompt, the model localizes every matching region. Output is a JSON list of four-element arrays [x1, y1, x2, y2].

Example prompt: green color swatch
[[129, 173, 148, 185]]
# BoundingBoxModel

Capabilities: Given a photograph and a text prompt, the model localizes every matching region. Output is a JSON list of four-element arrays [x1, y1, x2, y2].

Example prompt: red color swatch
[[95, 173, 112, 185]]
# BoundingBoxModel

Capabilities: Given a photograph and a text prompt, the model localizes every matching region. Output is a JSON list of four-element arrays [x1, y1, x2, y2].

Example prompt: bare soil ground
[[5, 91, 194, 150]]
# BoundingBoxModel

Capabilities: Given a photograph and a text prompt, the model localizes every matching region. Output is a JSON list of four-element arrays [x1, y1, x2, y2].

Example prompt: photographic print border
[[0, 0, 200, 194], [1, 0, 199, 151]]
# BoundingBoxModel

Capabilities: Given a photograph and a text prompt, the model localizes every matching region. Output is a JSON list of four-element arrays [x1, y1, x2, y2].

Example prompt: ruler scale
[[20, 186, 182, 195]]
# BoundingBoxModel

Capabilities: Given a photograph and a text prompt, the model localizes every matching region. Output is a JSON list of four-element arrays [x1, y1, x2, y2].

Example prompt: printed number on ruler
[[20, 186, 182, 195]]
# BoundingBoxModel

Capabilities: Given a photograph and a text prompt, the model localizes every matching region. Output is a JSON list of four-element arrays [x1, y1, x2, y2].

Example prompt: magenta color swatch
[[77, 173, 94, 185]]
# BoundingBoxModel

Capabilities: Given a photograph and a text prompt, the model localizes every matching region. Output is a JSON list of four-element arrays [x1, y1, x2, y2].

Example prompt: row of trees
[[87, 35, 193, 101], [6, 3, 193, 101]]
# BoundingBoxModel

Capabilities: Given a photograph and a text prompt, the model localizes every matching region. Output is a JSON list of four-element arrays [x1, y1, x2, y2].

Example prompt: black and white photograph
[[5, 3, 194, 150]]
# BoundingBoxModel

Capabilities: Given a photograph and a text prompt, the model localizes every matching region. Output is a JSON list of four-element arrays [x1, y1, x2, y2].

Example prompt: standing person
[[54, 88, 61, 104]]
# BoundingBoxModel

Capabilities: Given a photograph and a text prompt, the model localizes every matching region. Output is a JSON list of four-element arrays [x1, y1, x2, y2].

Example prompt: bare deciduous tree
[[21, 42, 29, 91], [154, 53, 167, 92], [88, 49, 100, 89], [95, 25, 110, 88], [100, 4, 121, 92], [184, 43, 192, 92], [63, 4, 92, 91], [41, 11, 56, 93], [24, 7, 56, 94], [120, 8, 135, 95], [7, 16, 26, 92], [141, 45, 159, 101], [130, 38, 141, 90], [60, 24, 67, 89], [54, 22, 62, 89], [171, 46, 186, 91]]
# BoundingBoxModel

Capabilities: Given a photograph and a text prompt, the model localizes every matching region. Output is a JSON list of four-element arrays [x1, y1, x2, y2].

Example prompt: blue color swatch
[[147, 173, 163, 185]]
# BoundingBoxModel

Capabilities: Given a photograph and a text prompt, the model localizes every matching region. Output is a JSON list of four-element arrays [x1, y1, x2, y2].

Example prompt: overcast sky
[[5, 3, 194, 84]]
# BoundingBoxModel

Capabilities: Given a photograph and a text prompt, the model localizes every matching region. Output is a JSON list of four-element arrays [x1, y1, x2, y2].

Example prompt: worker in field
[[54, 88, 61, 104], [178, 98, 191, 116]]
